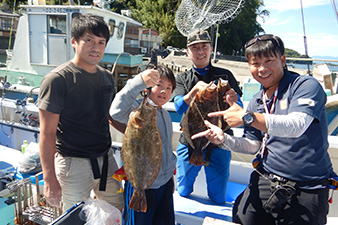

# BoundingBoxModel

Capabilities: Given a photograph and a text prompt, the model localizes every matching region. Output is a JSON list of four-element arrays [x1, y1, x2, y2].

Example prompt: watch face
[[243, 112, 254, 125]]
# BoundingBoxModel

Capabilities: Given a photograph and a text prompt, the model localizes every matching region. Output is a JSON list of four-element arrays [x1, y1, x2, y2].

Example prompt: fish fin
[[189, 150, 204, 166], [129, 188, 147, 212]]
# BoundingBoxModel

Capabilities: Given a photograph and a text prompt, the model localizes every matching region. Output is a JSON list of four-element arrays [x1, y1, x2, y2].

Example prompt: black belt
[[90, 153, 109, 191], [257, 167, 329, 187]]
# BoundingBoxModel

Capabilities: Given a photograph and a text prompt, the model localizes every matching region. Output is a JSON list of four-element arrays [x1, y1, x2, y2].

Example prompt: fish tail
[[189, 150, 204, 166], [129, 188, 147, 212]]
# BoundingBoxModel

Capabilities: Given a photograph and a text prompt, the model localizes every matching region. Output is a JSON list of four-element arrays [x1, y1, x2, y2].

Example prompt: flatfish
[[121, 97, 162, 212], [217, 78, 231, 131], [181, 82, 222, 166]]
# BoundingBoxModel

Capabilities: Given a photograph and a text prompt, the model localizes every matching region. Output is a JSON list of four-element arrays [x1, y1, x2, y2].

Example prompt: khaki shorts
[[55, 149, 124, 211]]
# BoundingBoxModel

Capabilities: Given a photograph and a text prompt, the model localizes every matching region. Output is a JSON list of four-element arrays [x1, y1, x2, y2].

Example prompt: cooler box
[[0, 197, 15, 225], [51, 201, 85, 225]]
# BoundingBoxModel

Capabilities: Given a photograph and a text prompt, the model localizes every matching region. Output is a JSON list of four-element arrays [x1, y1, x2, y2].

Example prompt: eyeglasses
[[244, 34, 278, 49]]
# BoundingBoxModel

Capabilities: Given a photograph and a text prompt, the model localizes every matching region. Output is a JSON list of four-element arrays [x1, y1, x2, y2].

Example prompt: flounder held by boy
[[121, 97, 162, 212]]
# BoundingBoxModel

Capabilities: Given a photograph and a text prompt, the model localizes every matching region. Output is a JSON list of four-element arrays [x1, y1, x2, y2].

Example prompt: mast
[[300, 0, 311, 75], [332, 0, 338, 24]]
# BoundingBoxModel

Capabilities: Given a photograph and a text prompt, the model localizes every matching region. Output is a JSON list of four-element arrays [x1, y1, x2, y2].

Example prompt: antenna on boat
[[300, 0, 311, 75], [332, 0, 338, 25], [2, 0, 16, 98]]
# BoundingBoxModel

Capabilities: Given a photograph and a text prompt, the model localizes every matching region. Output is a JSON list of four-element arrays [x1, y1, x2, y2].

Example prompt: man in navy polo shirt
[[191, 34, 336, 224]]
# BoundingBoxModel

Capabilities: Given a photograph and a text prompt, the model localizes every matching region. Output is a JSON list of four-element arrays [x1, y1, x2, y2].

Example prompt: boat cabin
[[4, 4, 143, 88]]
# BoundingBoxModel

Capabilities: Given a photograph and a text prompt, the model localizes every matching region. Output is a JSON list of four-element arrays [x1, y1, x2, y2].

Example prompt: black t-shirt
[[171, 64, 242, 100], [38, 61, 115, 158]]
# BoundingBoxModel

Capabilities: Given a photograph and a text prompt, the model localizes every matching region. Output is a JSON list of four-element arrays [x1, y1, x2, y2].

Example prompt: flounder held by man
[[217, 78, 231, 131], [181, 82, 222, 166], [121, 97, 162, 212]]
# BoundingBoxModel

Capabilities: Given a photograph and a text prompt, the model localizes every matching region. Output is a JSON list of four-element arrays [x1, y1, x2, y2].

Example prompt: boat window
[[117, 22, 124, 39], [1, 19, 12, 31], [72, 12, 81, 19], [109, 19, 116, 37], [48, 15, 66, 34]]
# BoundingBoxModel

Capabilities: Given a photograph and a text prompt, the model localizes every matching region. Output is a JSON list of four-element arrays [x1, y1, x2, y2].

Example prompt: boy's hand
[[141, 69, 160, 88]]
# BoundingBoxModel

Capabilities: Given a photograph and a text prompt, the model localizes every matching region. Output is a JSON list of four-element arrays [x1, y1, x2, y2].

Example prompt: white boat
[[0, 3, 143, 89], [0, 97, 337, 224]]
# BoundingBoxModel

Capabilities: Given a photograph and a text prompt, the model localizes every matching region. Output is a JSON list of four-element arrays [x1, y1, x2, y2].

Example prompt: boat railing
[[286, 57, 338, 63]]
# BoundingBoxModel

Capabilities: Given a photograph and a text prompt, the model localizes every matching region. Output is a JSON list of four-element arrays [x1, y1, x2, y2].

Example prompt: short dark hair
[[71, 14, 110, 44], [244, 34, 284, 60], [157, 65, 176, 91]]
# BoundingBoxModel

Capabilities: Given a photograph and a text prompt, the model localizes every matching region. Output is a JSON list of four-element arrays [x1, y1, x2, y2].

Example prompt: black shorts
[[233, 170, 329, 225]]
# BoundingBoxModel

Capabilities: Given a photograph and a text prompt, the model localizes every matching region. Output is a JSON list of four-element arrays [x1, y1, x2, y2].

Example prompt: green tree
[[132, 0, 182, 48], [216, 0, 267, 55], [110, 0, 136, 13], [1, 0, 26, 10], [285, 48, 309, 58]]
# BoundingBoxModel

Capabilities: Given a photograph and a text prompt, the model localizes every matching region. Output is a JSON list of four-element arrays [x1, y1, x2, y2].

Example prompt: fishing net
[[175, 0, 245, 36]]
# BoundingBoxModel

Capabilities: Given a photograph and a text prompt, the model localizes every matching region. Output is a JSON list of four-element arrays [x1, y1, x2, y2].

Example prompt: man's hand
[[184, 81, 210, 105], [44, 177, 62, 207], [224, 88, 238, 105], [191, 120, 225, 145], [208, 94, 245, 128]]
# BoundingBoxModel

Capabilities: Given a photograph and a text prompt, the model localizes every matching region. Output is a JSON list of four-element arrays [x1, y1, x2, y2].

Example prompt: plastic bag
[[79, 198, 122, 225], [17, 142, 41, 174]]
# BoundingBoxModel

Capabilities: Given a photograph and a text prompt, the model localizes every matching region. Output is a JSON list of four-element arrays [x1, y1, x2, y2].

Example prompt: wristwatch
[[242, 111, 255, 127]]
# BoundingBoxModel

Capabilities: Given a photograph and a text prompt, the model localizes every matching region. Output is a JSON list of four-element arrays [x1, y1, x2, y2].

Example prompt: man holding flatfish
[[110, 65, 177, 225], [171, 29, 243, 204]]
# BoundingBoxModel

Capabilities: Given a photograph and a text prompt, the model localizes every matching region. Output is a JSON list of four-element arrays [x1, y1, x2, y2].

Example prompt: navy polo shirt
[[245, 71, 334, 182]]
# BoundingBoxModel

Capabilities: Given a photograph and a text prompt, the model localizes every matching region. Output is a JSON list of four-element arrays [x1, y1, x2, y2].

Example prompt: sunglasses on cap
[[244, 34, 279, 49], [187, 30, 211, 46]]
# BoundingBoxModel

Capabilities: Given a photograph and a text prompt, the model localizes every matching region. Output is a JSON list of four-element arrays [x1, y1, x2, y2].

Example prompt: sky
[[256, 0, 338, 58]]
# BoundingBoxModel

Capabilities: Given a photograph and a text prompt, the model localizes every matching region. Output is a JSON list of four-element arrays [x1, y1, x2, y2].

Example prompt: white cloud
[[262, 0, 329, 12], [277, 32, 338, 57], [257, 17, 290, 26], [278, 32, 306, 54], [306, 33, 338, 57]]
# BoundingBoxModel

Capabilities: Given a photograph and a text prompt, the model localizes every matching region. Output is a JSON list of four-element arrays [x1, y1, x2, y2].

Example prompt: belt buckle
[[269, 173, 287, 183]]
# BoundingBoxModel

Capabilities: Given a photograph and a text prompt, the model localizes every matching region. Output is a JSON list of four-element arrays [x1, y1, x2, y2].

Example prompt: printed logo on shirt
[[280, 99, 288, 110], [298, 98, 315, 107]]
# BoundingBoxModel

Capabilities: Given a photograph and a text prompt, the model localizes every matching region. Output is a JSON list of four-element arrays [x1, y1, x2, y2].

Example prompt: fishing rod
[[300, 0, 311, 75]]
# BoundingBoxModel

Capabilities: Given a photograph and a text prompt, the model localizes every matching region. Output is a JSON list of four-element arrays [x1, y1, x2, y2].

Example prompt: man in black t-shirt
[[38, 14, 123, 212], [171, 29, 243, 204]]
